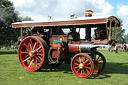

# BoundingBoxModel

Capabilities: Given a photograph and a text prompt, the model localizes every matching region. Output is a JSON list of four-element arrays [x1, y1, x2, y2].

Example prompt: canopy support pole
[[85, 26, 91, 41], [21, 28, 23, 36], [115, 23, 117, 40], [109, 21, 112, 40], [106, 23, 108, 39]]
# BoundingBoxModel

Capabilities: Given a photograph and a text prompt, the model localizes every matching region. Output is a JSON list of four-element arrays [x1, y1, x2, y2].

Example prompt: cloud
[[10, 0, 114, 21], [94, 0, 114, 15], [117, 5, 128, 17], [121, 18, 128, 34], [117, 4, 128, 34]]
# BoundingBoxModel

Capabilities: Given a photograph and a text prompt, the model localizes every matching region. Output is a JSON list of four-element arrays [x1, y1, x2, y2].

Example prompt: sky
[[9, 0, 128, 34]]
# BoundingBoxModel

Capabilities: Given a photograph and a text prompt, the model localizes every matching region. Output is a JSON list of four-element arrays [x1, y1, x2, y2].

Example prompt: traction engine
[[12, 11, 120, 78], [18, 28, 106, 78]]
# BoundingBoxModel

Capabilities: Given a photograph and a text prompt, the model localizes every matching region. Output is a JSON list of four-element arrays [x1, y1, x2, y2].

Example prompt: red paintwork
[[68, 41, 80, 53], [52, 43, 62, 47], [91, 39, 109, 44], [49, 35, 69, 59], [52, 50, 58, 58], [49, 35, 67, 45], [49, 45, 69, 59], [33, 33, 43, 37]]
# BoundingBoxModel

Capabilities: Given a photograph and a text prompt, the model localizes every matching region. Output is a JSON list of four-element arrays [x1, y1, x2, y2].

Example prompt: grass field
[[0, 49, 128, 85]]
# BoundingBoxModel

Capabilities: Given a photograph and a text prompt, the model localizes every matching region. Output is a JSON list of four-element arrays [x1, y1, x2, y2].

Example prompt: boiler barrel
[[68, 43, 97, 53]]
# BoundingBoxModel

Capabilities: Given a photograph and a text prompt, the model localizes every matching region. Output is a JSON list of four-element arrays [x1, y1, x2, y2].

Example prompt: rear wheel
[[93, 52, 106, 73], [71, 53, 94, 78], [18, 36, 48, 71]]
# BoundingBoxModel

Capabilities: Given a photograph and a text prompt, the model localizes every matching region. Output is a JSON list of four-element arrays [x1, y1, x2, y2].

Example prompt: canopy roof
[[12, 16, 120, 28]]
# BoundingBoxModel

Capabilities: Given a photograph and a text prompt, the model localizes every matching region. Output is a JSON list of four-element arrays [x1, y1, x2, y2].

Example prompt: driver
[[52, 27, 64, 35]]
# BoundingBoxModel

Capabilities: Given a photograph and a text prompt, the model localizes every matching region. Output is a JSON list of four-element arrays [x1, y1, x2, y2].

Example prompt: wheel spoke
[[23, 43, 30, 51], [29, 39, 34, 49], [36, 53, 43, 56], [75, 66, 79, 69], [36, 42, 39, 49], [98, 62, 103, 65], [76, 59, 80, 64], [84, 66, 91, 69], [23, 57, 30, 62], [79, 57, 81, 63], [83, 59, 89, 64], [38, 48, 43, 53], [76, 68, 80, 73], [33, 42, 37, 50], [34, 58, 37, 67], [35, 56, 41, 62], [83, 57, 85, 62], [98, 58, 103, 61], [74, 62, 79, 66], [82, 69, 86, 75], [28, 59, 34, 67], [80, 70, 83, 75], [35, 46, 42, 52], [21, 51, 29, 54], [95, 65, 99, 70], [24, 55, 29, 58], [28, 58, 32, 65], [26, 48, 30, 52], [86, 62, 91, 65], [86, 68, 89, 73], [38, 56, 42, 60], [28, 42, 32, 51], [96, 56, 100, 61], [97, 64, 101, 68]]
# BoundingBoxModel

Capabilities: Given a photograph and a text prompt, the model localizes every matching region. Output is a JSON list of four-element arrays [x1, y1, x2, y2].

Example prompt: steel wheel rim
[[94, 53, 104, 73], [18, 37, 45, 71], [71, 55, 93, 78]]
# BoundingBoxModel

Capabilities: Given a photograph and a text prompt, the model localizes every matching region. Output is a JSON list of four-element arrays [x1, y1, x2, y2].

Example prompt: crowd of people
[[109, 43, 128, 53]]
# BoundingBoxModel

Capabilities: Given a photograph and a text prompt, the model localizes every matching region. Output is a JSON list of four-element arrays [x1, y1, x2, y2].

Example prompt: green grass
[[0, 49, 128, 85]]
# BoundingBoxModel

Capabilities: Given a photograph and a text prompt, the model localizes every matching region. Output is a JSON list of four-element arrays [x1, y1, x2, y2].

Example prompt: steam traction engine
[[12, 12, 120, 78]]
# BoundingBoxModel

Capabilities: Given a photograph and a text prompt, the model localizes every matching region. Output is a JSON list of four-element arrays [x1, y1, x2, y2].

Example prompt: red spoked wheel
[[18, 36, 48, 71], [93, 52, 106, 73], [71, 53, 94, 78]]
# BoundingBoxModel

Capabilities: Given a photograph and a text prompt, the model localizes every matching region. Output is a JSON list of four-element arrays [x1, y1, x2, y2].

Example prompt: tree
[[19, 16, 33, 33], [0, 0, 33, 46], [124, 34, 128, 43], [116, 27, 125, 43], [0, 0, 20, 46], [116, 18, 125, 44]]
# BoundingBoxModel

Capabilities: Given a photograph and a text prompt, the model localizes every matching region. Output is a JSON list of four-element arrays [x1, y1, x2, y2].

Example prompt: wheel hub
[[29, 51, 35, 57], [94, 60, 98, 65], [79, 63, 84, 69]]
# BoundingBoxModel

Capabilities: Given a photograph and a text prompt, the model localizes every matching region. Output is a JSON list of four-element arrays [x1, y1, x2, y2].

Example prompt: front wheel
[[71, 53, 94, 78]]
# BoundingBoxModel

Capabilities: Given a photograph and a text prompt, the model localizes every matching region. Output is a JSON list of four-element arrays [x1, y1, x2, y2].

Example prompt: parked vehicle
[[11, 11, 120, 78]]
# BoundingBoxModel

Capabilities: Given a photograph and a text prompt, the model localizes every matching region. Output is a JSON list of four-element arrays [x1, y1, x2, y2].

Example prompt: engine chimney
[[85, 10, 93, 17]]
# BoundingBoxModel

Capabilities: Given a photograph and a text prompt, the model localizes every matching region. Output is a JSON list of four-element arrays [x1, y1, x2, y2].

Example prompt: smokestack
[[85, 10, 93, 17]]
